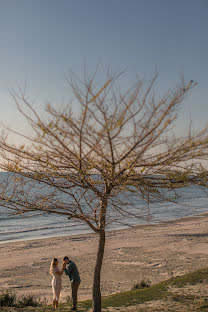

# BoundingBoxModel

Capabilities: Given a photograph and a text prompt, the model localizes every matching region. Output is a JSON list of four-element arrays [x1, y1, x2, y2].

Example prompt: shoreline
[[1, 210, 208, 246], [1, 211, 208, 302]]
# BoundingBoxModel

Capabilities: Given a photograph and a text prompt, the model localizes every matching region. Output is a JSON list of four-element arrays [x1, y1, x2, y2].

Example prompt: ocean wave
[[0, 221, 85, 236]]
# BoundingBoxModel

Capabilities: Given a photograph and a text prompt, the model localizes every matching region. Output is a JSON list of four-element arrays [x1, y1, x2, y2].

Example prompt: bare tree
[[0, 71, 208, 312]]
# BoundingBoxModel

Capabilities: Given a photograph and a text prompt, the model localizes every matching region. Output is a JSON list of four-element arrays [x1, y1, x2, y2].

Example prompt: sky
[[0, 0, 208, 135]]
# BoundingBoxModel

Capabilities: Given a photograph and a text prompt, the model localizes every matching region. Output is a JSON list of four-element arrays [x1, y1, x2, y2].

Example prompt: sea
[[0, 172, 208, 244]]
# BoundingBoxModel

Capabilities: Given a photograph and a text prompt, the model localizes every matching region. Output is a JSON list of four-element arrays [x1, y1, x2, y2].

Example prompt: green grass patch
[[80, 267, 208, 310], [167, 268, 208, 288]]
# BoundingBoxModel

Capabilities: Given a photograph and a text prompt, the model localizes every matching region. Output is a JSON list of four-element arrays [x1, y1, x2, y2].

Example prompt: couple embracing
[[50, 256, 81, 311]]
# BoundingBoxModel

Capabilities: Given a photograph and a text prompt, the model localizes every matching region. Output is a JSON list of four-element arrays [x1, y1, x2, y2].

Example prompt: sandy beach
[[1, 213, 208, 304]]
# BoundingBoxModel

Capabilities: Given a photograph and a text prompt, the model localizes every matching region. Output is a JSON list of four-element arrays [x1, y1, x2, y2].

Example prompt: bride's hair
[[50, 258, 58, 274]]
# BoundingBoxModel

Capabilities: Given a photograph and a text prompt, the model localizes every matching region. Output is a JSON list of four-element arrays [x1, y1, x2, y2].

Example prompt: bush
[[17, 294, 40, 307], [132, 280, 151, 290], [0, 291, 40, 308], [0, 291, 16, 307]]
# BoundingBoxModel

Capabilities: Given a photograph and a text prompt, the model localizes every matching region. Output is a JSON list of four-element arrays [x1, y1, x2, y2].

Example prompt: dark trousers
[[71, 281, 80, 308]]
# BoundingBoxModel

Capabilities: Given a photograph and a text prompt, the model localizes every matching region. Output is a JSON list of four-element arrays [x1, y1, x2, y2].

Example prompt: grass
[[1, 267, 208, 311], [80, 267, 208, 310]]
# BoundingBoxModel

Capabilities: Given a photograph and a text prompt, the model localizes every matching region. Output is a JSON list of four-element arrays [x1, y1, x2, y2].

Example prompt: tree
[[0, 71, 208, 312]]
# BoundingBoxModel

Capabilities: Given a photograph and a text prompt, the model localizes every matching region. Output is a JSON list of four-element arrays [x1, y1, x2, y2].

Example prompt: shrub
[[0, 291, 16, 307], [0, 291, 41, 308], [132, 280, 151, 290], [17, 293, 40, 307]]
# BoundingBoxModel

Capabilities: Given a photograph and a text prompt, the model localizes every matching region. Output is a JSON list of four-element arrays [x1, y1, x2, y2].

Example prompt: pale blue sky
[[0, 0, 207, 134]]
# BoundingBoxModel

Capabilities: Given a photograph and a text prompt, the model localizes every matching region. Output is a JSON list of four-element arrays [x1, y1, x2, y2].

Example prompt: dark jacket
[[64, 260, 81, 283]]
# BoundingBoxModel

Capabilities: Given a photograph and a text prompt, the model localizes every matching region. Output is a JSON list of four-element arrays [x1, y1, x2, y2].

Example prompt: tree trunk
[[92, 230, 105, 312]]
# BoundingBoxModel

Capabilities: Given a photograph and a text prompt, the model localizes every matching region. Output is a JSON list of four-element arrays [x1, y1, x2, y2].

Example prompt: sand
[[1, 213, 208, 304]]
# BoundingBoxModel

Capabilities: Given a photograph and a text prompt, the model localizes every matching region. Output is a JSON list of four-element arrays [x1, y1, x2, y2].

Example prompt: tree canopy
[[0, 71, 207, 311]]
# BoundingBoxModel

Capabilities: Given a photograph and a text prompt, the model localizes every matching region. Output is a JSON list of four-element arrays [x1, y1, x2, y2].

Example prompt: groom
[[62, 256, 81, 311]]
